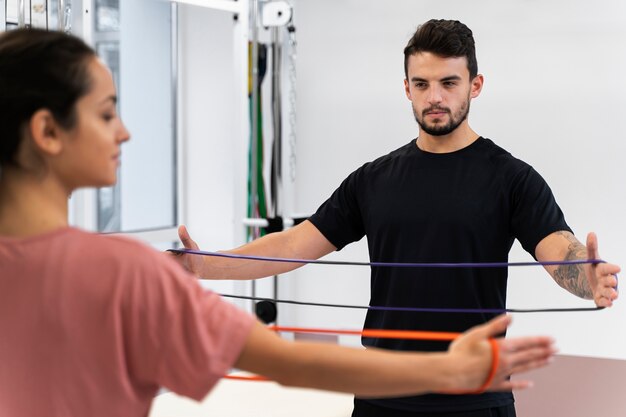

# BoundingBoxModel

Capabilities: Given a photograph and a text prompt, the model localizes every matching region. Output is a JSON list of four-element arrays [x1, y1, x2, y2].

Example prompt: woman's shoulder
[[65, 227, 184, 277]]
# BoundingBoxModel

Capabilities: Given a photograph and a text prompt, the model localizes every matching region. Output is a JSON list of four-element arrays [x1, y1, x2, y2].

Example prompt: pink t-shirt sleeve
[[118, 248, 255, 400]]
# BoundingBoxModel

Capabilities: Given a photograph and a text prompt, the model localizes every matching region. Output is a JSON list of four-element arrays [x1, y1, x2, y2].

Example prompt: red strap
[[475, 338, 500, 393], [223, 326, 500, 394], [225, 374, 269, 381], [267, 325, 460, 341]]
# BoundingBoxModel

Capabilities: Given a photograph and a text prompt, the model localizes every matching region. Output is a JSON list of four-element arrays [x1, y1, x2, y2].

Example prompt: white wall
[[178, 4, 249, 300], [179, 0, 626, 358], [282, 0, 626, 359]]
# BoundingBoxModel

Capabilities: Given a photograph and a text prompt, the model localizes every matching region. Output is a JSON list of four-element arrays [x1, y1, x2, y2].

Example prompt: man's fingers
[[178, 225, 199, 250], [586, 232, 599, 260], [598, 264, 621, 288], [177, 224, 190, 243], [596, 265, 620, 306], [595, 293, 615, 308], [601, 284, 618, 301], [599, 263, 621, 275]]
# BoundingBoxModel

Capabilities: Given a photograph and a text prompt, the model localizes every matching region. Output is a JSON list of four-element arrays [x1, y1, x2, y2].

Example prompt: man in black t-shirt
[[177, 19, 620, 417]]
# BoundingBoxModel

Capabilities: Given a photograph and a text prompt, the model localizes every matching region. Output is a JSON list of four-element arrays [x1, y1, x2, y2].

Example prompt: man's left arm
[[535, 231, 620, 307]]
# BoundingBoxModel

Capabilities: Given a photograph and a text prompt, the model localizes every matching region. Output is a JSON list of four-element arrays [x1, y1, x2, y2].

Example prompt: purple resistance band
[[168, 248, 616, 313], [220, 293, 605, 314], [170, 248, 605, 269]]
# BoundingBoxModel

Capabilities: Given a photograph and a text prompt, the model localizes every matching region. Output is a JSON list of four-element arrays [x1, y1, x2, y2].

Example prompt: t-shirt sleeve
[[510, 165, 572, 258], [120, 250, 255, 401], [308, 167, 367, 250]]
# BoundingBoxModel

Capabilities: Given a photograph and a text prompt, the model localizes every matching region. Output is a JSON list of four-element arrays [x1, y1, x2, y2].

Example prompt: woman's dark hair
[[0, 28, 96, 167], [403, 19, 478, 80]]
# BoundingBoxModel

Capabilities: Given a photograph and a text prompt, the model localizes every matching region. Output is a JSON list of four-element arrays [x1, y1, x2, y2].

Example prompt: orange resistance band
[[267, 325, 461, 341], [442, 338, 500, 395], [224, 326, 501, 394], [478, 338, 500, 393]]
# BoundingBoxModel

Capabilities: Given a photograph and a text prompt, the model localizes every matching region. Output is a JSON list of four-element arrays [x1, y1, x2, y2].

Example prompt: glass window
[[95, 0, 119, 32], [96, 41, 122, 232], [93, 0, 177, 233]]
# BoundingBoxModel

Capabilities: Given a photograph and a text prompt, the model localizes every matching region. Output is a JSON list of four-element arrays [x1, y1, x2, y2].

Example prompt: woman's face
[[51, 57, 130, 190]]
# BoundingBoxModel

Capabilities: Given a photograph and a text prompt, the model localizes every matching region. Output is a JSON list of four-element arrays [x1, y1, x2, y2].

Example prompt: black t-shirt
[[309, 137, 571, 412]]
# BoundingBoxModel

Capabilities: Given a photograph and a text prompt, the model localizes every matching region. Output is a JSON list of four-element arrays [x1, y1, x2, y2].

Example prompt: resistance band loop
[[480, 339, 500, 393], [187, 250, 606, 388], [168, 249, 611, 313], [225, 326, 458, 383], [221, 293, 604, 314], [168, 248, 605, 269], [267, 325, 459, 340], [225, 374, 268, 381], [224, 326, 499, 394]]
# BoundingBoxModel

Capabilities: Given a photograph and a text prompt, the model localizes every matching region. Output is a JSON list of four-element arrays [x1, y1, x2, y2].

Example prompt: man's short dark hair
[[403, 19, 478, 80]]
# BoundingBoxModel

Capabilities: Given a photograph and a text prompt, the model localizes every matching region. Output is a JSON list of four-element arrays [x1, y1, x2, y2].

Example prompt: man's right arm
[[175, 220, 337, 280]]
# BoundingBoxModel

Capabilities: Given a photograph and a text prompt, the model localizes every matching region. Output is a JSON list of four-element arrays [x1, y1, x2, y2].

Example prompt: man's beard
[[413, 97, 470, 136]]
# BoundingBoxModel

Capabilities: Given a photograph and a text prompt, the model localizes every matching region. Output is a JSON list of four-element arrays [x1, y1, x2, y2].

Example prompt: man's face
[[404, 52, 482, 136]]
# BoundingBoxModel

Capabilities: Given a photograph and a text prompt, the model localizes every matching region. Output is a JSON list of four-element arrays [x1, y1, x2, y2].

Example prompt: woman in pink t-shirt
[[0, 29, 555, 417]]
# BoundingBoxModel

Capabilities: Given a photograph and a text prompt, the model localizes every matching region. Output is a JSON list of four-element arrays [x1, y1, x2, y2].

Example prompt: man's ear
[[470, 74, 484, 99], [404, 78, 412, 100], [28, 109, 65, 156]]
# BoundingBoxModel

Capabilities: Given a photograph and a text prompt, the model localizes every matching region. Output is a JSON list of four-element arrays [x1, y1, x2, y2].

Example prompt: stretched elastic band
[[168, 248, 605, 269], [224, 327, 499, 395], [225, 374, 268, 381], [224, 326, 461, 383], [222, 293, 605, 314], [476, 338, 500, 393], [268, 325, 459, 341]]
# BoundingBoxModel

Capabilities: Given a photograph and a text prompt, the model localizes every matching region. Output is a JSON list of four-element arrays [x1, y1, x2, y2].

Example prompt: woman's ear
[[28, 109, 65, 157]]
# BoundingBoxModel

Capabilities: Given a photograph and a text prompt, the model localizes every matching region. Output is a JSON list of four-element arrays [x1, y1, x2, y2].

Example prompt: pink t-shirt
[[0, 227, 255, 417]]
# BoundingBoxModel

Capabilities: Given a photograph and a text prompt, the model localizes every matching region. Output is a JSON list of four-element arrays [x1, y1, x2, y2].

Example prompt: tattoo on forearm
[[552, 231, 593, 299]]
